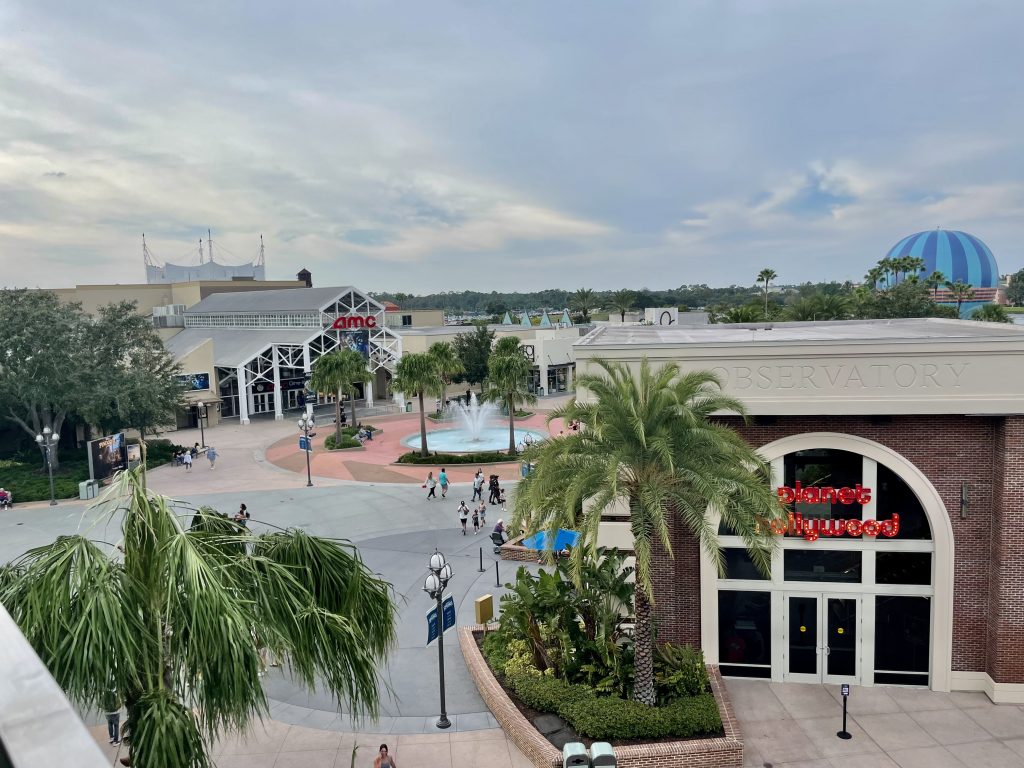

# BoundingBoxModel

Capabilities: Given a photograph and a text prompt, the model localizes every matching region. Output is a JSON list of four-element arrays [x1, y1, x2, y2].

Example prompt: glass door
[[783, 593, 861, 684]]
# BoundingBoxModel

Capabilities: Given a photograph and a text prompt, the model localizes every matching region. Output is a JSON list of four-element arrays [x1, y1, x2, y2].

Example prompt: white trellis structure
[[185, 286, 403, 424]]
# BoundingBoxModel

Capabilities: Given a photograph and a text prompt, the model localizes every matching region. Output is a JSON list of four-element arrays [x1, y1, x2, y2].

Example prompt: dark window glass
[[875, 596, 930, 675], [720, 664, 771, 679], [402, 314, 413, 326], [826, 597, 857, 677], [781, 449, 864, 526], [876, 552, 932, 585], [784, 550, 862, 583], [788, 595, 818, 674], [874, 672, 928, 686], [718, 591, 771, 667], [875, 464, 931, 540], [723, 548, 769, 580]]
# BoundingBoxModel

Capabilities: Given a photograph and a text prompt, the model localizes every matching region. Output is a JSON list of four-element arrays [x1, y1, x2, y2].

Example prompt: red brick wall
[[650, 415, 1002, 675], [987, 416, 1024, 683]]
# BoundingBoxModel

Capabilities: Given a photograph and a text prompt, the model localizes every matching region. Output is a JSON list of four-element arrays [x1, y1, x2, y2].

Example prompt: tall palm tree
[[310, 348, 371, 439], [571, 288, 596, 323], [757, 268, 777, 320], [428, 341, 464, 389], [948, 280, 975, 316], [482, 341, 537, 454], [0, 471, 395, 768], [393, 352, 445, 457], [611, 289, 637, 323], [513, 359, 782, 706], [925, 270, 948, 300]]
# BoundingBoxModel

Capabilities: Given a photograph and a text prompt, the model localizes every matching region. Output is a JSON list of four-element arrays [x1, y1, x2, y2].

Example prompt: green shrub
[[325, 434, 362, 450], [503, 640, 541, 679], [509, 673, 594, 714], [481, 631, 512, 671], [139, 439, 187, 469], [396, 450, 514, 465], [660, 694, 722, 738], [0, 455, 91, 502], [560, 696, 666, 739], [655, 644, 710, 703], [340, 424, 378, 437]]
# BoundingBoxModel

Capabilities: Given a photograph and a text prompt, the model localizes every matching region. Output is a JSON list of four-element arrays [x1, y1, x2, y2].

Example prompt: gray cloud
[[1, 1, 1022, 291]]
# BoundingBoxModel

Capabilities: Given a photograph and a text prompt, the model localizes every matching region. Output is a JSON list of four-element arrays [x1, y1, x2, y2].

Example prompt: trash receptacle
[[78, 480, 97, 500], [589, 742, 616, 768], [405, 402, 412, 412], [563, 742, 589, 768]]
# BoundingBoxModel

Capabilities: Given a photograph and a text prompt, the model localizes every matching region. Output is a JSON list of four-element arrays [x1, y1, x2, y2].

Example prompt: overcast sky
[[1, 1, 1022, 293]]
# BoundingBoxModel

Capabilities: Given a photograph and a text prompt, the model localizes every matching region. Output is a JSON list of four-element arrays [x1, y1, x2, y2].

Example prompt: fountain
[[400, 392, 545, 453]]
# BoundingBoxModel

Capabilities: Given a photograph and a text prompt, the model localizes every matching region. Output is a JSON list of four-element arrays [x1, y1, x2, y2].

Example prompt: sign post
[[837, 683, 852, 740]]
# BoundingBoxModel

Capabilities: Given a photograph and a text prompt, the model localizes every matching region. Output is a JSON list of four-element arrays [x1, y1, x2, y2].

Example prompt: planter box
[[459, 626, 743, 768], [500, 535, 541, 562]]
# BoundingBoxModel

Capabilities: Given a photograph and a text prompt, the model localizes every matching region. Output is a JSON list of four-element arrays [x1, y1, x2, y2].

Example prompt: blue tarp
[[521, 529, 580, 551]]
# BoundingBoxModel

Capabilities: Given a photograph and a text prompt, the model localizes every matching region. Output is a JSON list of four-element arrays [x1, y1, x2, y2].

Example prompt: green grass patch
[[325, 433, 363, 450], [1004, 306, 1024, 313], [396, 450, 516, 464], [0, 454, 90, 502]]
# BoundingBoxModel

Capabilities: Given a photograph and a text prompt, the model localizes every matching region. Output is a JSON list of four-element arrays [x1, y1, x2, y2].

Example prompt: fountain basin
[[401, 427, 545, 453]]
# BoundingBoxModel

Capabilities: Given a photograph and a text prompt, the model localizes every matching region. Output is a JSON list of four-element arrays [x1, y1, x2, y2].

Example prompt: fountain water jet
[[400, 392, 545, 453], [446, 392, 499, 442]]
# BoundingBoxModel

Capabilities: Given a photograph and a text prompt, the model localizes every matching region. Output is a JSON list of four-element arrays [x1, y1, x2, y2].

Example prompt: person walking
[[206, 445, 218, 469], [374, 744, 397, 768], [499, 487, 507, 513], [438, 468, 449, 498], [471, 506, 480, 534], [102, 690, 121, 746], [476, 498, 487, 527], [425, 472, 437, 500], [472, 469, 484, 502], [458, 501, 469, 535], [182, 450, 193, 472], [488, 475, 500, 504]]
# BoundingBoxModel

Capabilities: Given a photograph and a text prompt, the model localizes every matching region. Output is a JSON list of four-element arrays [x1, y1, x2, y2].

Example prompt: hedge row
[[506, 671, 721, 741], [325, 434, 363, 450], [396, 450, 515, 465]]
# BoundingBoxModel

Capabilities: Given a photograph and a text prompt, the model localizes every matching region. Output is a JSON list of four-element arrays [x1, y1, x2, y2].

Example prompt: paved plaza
[[4, 412, 1024, 767]]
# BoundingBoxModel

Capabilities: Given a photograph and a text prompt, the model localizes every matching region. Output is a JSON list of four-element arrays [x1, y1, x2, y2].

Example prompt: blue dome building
[[884, 229, 1000, 317]]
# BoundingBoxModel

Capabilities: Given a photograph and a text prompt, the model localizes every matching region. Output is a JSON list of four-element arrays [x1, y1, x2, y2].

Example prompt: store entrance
[[783, 593, 860, 684], [252, 392, 274, 414]]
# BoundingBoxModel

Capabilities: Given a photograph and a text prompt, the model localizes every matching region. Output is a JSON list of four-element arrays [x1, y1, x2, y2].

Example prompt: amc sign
[[329, 315, 378, 330]]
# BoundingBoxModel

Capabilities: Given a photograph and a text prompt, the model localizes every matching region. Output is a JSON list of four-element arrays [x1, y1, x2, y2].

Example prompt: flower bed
[[461, 627, 742, 768]]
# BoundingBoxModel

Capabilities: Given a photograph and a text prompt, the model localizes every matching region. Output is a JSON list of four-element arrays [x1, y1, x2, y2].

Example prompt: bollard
[[478, 547, 485, 573], [836, 683, 852, 739], [495, 560, 500, 587]]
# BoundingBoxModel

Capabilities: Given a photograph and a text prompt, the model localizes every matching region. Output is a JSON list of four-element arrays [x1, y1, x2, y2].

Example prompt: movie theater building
[[578, 319, 1024, 702]]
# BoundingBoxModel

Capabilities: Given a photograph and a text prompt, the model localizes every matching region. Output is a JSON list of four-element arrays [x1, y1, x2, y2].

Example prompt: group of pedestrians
[[176, 442, 218, 471], [456, 498, 492, 535]]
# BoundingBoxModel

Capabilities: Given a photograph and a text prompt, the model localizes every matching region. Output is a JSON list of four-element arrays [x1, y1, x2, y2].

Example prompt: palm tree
[[0, 471, 395, 768], [482, 340, 537, 454], [757, 268, 777, 320], [428, 341, 464, 388], [393, 352, 445, 457], [310, 348, 371, 440], [571, 288, 596, 323], [925, 270, 948, 300], [948, 280, 975, 316], [611, 289, 637, 323], [717, 304, 762, 324], [971, 303, 1012, 323], [512, 359, 782, 706]]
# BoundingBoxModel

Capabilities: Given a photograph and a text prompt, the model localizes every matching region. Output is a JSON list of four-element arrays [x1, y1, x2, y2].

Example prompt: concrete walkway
[[728, 678, 1024, 767]]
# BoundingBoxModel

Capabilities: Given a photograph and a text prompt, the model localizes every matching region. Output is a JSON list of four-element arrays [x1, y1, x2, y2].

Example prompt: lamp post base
[[436, 715, 452, 729], [49, 499, 57, 506]]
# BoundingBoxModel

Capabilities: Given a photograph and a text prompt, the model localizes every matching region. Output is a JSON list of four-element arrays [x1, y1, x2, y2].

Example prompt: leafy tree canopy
[[452, 325, 495, 386]]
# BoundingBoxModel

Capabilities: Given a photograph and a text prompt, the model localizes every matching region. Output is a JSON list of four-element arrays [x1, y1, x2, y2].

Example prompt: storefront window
[[783, 550, 862, 583], [874, 596, 930, 686], [783, 449, 863, 522], [876, 465, 932, 540], [876, 552, 932, 585], [722, 548, 769, 580], [718, 590, 771, 678]]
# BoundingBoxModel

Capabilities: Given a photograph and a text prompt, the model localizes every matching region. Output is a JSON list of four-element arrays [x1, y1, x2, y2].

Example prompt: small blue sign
[[298, 436, 311, 452], [427, 596, 457, 645]]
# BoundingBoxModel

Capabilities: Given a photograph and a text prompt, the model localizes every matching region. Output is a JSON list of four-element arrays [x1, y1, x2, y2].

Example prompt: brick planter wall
[[459, 626, 743, 768]]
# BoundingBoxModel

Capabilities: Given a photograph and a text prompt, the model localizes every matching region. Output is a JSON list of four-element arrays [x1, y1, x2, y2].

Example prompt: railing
[[0, 604, 108, 768]]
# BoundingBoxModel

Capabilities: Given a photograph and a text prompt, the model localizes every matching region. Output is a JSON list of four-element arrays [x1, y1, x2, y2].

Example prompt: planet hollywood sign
[[761, 483, 900, 542]]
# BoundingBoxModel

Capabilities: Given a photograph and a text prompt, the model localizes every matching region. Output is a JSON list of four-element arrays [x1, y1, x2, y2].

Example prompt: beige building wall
[[385, 309, 445, 328], [172, 339, 222, 429]]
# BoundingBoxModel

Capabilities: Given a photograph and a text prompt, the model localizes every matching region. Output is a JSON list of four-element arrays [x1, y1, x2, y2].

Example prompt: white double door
[[782, 592, 862, 684]]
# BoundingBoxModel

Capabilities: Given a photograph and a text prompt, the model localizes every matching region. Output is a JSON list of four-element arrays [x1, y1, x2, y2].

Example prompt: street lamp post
[[423, 550, 453, 729], [297, 415, 314, 487], [34, 427, 60, 506], [196, 401, 207, 448]]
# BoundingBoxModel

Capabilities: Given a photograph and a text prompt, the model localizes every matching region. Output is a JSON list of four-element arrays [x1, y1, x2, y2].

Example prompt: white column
[[272, 345, 284, 420], [302, 343, 311, 373], [236, 365, 250, 425], [566, 365, 574, 391], [365, 378, 374, 408]]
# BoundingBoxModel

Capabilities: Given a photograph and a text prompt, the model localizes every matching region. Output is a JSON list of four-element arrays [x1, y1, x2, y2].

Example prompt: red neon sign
[[777, 482, 872, 506], [330, 315, 377, 330], [761, 512, 900, 542]]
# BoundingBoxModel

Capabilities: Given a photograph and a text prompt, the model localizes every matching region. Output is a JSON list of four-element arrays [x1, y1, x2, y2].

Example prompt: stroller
[[489, 530, 505, 554], [0, 488, 11, 509]]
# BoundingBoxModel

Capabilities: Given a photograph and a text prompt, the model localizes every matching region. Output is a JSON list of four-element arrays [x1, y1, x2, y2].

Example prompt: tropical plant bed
[[462, 628, 742, 768], [394, 450, 517, 465], [324, 434, 365, 450]]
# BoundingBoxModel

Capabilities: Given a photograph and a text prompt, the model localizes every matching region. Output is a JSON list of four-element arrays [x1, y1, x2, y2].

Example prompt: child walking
[[471, 506, 480, 534], [459, 502, 469, 534]]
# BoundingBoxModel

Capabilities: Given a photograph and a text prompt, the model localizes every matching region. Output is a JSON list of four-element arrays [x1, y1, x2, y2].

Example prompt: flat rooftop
[[577, 318, 1024, 348]]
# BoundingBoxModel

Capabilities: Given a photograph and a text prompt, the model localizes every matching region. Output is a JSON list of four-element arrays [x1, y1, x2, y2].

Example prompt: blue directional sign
[[298, 436, 312, 452], [427, 596, 457, 645]]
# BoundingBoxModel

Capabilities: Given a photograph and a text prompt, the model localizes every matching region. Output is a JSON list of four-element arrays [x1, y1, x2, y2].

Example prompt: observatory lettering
[[709, 362, 969, 391]]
